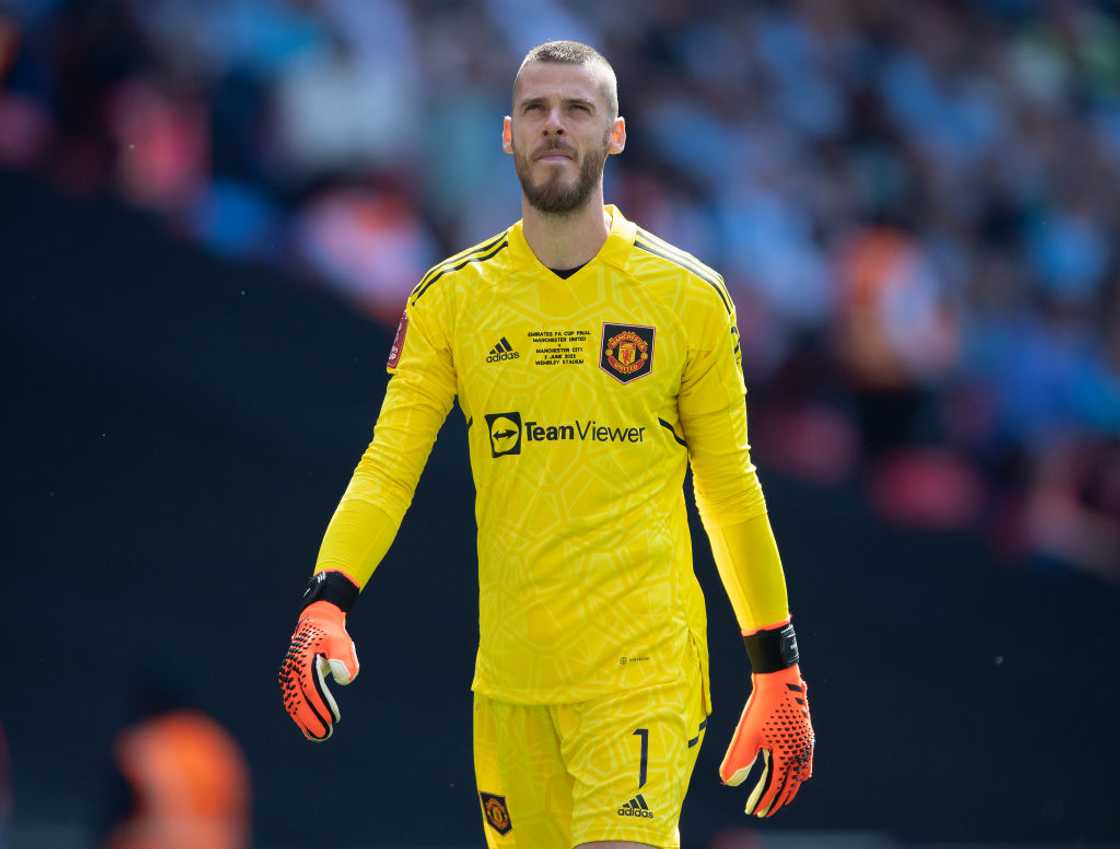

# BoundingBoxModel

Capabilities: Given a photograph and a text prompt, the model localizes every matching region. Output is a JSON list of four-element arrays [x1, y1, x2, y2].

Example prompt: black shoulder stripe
[[413, 230, 508, 293], [637, 227, 727, 283], [636, 236, 721, 293], [412, 239, 509, 303], [637, 230, 732, 308], [410, 231, 508, 297], [633, 235, 732, 315]]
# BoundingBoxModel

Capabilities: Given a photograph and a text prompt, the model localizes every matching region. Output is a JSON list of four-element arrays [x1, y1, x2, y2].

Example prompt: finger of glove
[[742, 749, 772, 815], [776, 773, 805, 815], [323, 635, 359, 685], [721, 740, 762, 787], [314, 655, 342, 724], [753, 754, 794, 818], [719, 700, 762, 785], [295, 703, 334, 742], [762, 772, 802, 818], [279, 643, 335, 741]]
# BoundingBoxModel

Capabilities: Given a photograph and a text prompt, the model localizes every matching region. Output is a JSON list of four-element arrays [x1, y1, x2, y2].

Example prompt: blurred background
[[2, 0, 1119, 847]]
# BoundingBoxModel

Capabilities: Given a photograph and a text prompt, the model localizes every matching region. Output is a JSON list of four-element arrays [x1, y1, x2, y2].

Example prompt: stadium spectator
[[100, 680, 249, 849], [2, 0, 1117, 579]]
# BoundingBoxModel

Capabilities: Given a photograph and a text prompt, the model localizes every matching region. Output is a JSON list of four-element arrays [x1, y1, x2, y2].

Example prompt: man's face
[[504, 62, 624, 215]]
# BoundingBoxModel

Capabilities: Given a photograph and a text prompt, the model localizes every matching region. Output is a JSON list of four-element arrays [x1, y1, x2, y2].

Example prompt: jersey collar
[[508, 204, 636, 277]]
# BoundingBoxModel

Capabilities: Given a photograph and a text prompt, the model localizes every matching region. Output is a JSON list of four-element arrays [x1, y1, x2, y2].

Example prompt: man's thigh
[[472, 664, 708, 849], [474, 694, 574, 849], [558, 668, 708, 849]]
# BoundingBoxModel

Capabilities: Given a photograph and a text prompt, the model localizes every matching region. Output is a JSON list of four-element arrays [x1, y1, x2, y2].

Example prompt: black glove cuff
[[300, 571, 359, 613], [743, 622, 799, 673]]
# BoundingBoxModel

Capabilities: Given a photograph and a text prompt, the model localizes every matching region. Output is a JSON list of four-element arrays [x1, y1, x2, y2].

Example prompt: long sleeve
[[679, 296, 790, 632], [315, 287, 458, 588]]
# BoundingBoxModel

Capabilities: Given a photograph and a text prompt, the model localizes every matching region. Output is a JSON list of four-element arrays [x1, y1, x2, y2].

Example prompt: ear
[[608, 116, 627, 156], [501, 116, 513, 155]]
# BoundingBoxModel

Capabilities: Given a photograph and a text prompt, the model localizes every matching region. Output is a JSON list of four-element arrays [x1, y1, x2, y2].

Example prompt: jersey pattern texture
[[384, 206, 745, 704]]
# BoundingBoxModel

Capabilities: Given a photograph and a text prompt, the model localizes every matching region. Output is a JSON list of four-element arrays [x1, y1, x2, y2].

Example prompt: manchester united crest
[[600, 322, 655, 383], [480, 792, 512, 835]]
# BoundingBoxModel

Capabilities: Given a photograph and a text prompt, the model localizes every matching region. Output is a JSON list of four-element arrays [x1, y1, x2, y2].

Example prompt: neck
[[521, 187, 611, 269]]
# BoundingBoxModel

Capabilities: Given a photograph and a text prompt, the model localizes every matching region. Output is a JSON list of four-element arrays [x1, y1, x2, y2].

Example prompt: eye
[[571, 103, 591, 113]]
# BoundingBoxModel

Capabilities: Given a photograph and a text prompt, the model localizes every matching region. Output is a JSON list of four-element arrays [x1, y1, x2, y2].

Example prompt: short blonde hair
[[514, 40, 619, 120]]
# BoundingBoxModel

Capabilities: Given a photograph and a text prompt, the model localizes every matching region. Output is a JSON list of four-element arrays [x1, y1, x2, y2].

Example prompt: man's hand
[[278, 571, 360, 741], [720, 665, 814, 816], [719, 623, 815, 817]]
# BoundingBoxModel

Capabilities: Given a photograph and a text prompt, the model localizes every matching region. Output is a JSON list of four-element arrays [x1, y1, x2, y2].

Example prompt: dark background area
[[3, 0, 1120, 846], [2, 170, 1118, 847]]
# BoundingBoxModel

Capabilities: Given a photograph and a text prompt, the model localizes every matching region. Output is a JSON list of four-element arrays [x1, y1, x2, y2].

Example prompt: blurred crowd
[[2, 0, 1118, 580]]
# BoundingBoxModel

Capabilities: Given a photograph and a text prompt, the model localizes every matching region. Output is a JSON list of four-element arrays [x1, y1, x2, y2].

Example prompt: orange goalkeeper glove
[[719, 620, 815, 817], [278, 571, 360, 741]]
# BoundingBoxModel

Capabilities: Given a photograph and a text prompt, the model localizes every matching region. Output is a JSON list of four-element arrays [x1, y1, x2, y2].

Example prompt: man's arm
[[685, 402, 789, 632], [279, 289, 457, 741], [679, 291, 815, 817], [315, 294, 458, 588]]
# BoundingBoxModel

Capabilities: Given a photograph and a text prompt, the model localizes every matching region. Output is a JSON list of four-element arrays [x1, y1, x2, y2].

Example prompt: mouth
[[534, 148, 575, 163]]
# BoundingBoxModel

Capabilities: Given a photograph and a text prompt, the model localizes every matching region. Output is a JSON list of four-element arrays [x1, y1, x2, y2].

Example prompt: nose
[[542, 106, 565, 135]]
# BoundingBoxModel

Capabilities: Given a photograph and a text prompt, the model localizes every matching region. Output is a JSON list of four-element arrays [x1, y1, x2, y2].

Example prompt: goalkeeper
[[279, 40, 814, 849]]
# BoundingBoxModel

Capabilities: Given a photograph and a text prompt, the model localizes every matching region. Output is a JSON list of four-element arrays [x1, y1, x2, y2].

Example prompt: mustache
[[533, 143, 577, 160]]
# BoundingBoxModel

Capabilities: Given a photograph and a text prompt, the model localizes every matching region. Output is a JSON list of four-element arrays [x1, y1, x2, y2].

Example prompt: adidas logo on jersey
[[486, 337, 520, 363], [617, 794, 654, 818]]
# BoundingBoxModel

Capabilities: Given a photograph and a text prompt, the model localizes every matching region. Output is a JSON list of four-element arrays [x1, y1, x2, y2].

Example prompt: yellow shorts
[[473, 663, 709, 849]]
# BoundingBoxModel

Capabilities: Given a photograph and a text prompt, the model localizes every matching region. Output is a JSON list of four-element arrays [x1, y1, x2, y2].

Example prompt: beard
[[513, 129, 611, 215]]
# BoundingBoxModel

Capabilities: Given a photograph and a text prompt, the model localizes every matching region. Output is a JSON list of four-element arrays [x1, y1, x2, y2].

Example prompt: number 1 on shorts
[[633, 727, 648, 788]]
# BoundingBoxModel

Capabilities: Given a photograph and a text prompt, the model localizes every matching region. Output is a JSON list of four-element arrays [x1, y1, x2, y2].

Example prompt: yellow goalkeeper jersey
[[327, 206, 761, 705]]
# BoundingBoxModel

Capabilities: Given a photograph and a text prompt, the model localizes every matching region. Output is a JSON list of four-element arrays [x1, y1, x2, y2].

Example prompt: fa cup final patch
[[600, 322, 654, 383], [387, 308, 408, 369]]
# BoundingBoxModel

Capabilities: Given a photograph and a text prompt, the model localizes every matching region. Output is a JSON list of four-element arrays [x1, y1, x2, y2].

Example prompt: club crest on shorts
[[480, 791, 512, 835], [600, 322, 654, 384]]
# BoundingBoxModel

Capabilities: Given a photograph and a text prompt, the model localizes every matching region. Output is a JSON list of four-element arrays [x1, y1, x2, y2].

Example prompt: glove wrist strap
[[743, 622, 799, 673], [300, 570, 359, 613]]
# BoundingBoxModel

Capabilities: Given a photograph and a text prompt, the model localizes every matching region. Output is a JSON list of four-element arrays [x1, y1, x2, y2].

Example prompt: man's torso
[[402, 208, 733, 702]]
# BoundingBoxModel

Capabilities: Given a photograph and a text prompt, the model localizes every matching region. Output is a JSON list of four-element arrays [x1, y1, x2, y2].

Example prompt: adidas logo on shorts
[[486, 337, 520, 363], [617, 793, 654, 818]]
